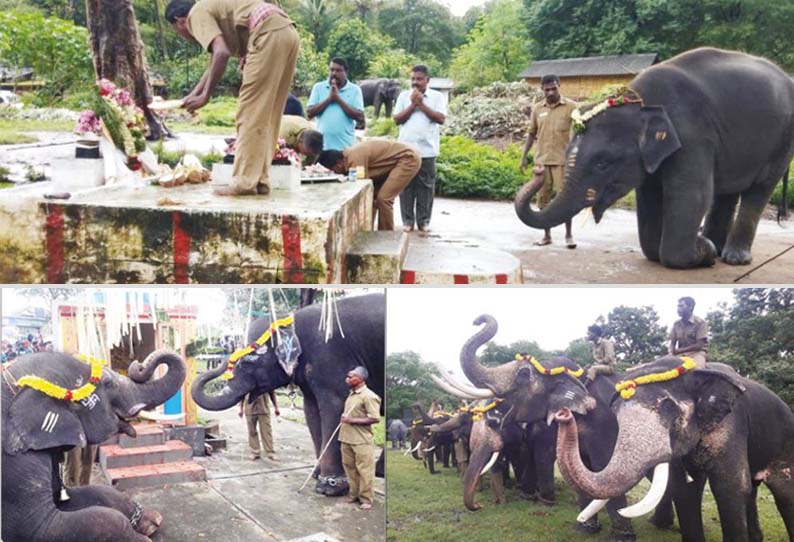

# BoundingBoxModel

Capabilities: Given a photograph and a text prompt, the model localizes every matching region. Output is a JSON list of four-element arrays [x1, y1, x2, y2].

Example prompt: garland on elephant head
[[15, 355, 105, 402], [615, 357, 697, 400], [222, 314, 295, 380], [514, 353, 584, 378], [571, 87, 644, 134]]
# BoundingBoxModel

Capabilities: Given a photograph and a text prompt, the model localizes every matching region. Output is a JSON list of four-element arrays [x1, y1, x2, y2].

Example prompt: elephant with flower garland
[[515, 47, 794, 269], [1, 350, 186, 542]]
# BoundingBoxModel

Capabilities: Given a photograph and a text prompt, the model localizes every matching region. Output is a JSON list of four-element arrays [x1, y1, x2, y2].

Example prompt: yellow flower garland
[[17, 355, 105, 402], [615, 357, 697, 400], [470, 400, 502, 422], [222, 315, 295, 380], [515, 354, 584, 378]]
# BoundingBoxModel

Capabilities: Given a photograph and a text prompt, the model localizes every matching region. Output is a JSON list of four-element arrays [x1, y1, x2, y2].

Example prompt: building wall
[[524, 75, 635, 100]]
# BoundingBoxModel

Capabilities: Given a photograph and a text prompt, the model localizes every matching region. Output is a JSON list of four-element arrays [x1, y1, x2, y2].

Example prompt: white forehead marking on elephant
[[41, 412, 59, 432], [564, 390, 575, 400], [75, 375, 84, 386], [80, 393, 101, 410]]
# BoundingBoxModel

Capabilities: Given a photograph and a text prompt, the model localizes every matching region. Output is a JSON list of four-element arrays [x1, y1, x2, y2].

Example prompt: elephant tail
[[778, 166, 789, 223]]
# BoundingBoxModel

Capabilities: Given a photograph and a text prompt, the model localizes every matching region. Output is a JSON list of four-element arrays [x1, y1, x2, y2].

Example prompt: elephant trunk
[[121, 350, 186, 416], [190, 357, 249, 411], [555, 407, 671, 499], [514, 167, 590, 230], [460, 315, 517, 395]]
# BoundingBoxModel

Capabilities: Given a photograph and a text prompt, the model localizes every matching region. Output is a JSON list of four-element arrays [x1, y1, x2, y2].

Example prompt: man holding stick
[[339, 366, 381, 510]]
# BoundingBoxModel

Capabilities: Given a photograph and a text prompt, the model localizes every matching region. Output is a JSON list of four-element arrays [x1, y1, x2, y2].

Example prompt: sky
[[387, 287, 737, 374], [442, 0, 488, 16]]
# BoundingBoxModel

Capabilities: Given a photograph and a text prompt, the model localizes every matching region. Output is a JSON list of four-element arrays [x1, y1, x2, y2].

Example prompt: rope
[[733, 242, 794, 283]]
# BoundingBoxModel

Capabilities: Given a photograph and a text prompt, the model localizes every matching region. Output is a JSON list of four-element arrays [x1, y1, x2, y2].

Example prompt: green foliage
[[294, 28, 326, 95], [366, 117, 398, 138], [593, 305, 668, 366], [772, 171, 794, 209], [563, 338, 593, 366], [367, 48, 417, 79], [708, 288, 794, 408], [435, 136, 529, 200], [292, 0, 341, 52], [449, 0, 531, 92], [0, 10, 93, 102], [385, 351, 454, 421], [443, 81, 540, 141], [324, 18, 388, 80]]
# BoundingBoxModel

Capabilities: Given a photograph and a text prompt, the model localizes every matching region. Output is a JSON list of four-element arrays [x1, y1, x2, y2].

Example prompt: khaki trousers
[[64, 445, 97, 486], [536, 165, 565, 209], [246, 412, 274, 456], [232, 23, 300, 192], [586, 363, 615, 382], [373, 153, 421, 230], [340, 442, 376, 504], [686, 352, 707, 368]]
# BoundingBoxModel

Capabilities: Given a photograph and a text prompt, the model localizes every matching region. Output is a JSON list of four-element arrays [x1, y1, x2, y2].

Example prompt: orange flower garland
[[17, 355, 104, 402]]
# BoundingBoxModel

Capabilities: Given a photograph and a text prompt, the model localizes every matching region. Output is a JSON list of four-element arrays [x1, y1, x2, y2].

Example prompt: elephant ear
[[273, 320, 302, 377], [639, 106, 682, 174], [3, 389, 86, 456], [689, 368, 746, 433], [548, 375, 595, 421]]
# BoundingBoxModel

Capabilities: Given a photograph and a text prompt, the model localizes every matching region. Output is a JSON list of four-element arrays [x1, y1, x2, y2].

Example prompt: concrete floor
[[96, 405, 385, 542]]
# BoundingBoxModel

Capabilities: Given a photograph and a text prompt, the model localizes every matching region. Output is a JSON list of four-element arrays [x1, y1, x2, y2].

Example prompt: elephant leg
[[722, 180, 779, 265], [709, 466, 754, 542], [374, 95, 382, 119], [659, 171, 717, 268], [42, 506, 152, 542], [442, 444, 451, 468], [427, 444, 437, 474], [385, 101, 393, 118], [575, 491, 603, 534], [671, 469, 707, 542], [534, 436, 556, 505], [303, 393, 323, 481], [746, 484, 763, 542], [703, 193, 740, 254], [316, 393, 348, 496], [765, 475, 794, 542], [605, 496, 636, 541], [635, 182, 664, 262], [58, 485, 161, 537], [649, 484, 675, 529]]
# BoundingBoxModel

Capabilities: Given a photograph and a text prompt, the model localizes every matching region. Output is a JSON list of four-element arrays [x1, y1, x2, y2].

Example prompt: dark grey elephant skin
[[515, 47, 794, 269], [411, 403, 454, 473], [460, 314, 637, 540], [557, 357, 794, 542], [191, 293, 385, 496], [1, 350, 186, 542], [358, 78, 402, 118]]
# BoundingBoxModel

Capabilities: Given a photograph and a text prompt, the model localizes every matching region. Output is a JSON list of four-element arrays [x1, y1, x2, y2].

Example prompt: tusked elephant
[[555, 356, 794, 542], [1, 350, 186, 542], [409, 402, 454, 473], [358, 78, 402, 118], [514, 47, 794, 269], [191, 293, 384, 496]]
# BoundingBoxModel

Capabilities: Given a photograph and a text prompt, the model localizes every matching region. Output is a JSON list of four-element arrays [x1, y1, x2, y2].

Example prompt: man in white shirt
[[393, 65, 447, 233]]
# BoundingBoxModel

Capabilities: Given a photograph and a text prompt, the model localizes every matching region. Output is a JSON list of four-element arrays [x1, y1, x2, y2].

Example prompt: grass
[[386, 450, 788, 542]]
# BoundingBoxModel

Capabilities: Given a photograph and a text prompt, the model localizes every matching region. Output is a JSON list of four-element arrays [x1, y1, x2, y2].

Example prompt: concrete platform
[[107, 460, 207, 490], [0, 180, 373, 283], [100, 440, 193, 469], [400, 241, 523, 284], [345, 230, 408, 284]]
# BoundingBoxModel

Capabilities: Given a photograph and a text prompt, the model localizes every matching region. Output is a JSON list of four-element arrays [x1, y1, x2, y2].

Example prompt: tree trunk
[[86, 0, 168, 139], [152, 0, 169, 61]]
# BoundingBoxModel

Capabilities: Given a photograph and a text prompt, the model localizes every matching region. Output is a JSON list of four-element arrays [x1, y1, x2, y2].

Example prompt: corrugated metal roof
[[520, 53, 658, 78]]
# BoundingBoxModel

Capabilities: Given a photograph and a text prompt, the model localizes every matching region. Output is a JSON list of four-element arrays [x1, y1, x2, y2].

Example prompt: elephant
[[457, 314, 638, 540], [555, 356, 794, 542], [358, 78, 403, 118], [514, 47, 794, 269], [388, 418, 408, 449], [191, 293, 385, 497], [409, 402, 454, 473], [1, 349, 186, 542]]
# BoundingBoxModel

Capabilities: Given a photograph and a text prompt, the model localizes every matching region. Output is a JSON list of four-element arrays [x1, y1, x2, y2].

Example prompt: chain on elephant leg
[[316, 474, 350, 496]]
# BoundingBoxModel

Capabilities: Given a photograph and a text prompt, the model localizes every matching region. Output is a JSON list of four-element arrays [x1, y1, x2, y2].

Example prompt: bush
[[436, 135, 529, 199], [367, 118, 398, 138], [443, 81, 541, 141]]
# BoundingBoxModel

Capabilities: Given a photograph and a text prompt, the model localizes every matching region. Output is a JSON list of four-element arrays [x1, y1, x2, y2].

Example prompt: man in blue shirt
[[307, 58, 365, 150]]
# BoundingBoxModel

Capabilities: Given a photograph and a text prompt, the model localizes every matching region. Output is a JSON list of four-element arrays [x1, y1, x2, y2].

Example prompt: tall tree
[[294, 0, 340, 52], [385, 351, 456, 421], [593, 305, 668, 366], [324, 17, 388, 79]]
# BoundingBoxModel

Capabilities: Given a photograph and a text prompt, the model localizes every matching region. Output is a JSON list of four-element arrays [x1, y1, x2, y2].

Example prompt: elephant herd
[[2, 294, 386, 542], [407, 313, 794, 542]]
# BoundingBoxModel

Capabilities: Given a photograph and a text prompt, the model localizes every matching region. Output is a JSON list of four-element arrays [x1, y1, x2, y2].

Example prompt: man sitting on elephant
[[519, 74, 578, 248], [319, 140, 421, 230], [585, 324, 617, 383], [669, 296, 708, 368], [307, 58, 364, 150]]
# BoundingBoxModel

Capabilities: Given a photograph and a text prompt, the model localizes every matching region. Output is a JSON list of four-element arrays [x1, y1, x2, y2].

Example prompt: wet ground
[[92, 405, 385, 542], [3, 131, 792, 284]]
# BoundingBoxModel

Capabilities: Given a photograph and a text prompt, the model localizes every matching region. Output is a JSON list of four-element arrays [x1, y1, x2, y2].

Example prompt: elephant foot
[[316, 475, 349, 496], [661, 236, 717, 268], [647, 515, 674, 530], [607, 529, 636, 542], [696, 236, 718, 267], [537, 493, 556, 506], [574, 518, 602, 535], [138, 509, 163, 536], [520, 490, 538, 501], [721, 244, 752, 265]]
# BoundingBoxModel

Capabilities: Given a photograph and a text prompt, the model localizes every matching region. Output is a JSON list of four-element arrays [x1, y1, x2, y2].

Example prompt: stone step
[[119, 424, 166, 448], [345, 230, 408, 284], [400, 242, 523, 284], [105, 461, 207, 490], [99, 440, 193, 469]]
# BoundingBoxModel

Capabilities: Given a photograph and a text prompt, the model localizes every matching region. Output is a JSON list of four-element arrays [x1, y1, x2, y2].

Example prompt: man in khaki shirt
[[166, 0, 300, 196], [585, 324, 617, 382], [519, 74, 578, 248], [319, 140, 421, 230], [339, 366, 381, 510], [239, 391, 280, 460], [669, 296, 709, 368], [279, 115, 323, 161]]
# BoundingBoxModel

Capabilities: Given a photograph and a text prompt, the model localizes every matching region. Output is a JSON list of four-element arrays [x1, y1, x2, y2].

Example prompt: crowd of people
[[1, 333, 52, 363]]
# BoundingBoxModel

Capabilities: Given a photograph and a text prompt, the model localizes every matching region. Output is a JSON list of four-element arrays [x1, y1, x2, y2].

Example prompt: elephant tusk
[[430, 375, 485, 400], [686, 472, 694, 483], [409, 442, 422, 454], [137, 409, 185, 422], [439, 369, 495, 399], [423, 446, 436, 453], [618, 462, 670, 518], [577, 499, 609, 523], [480, 452, 500, 476]]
